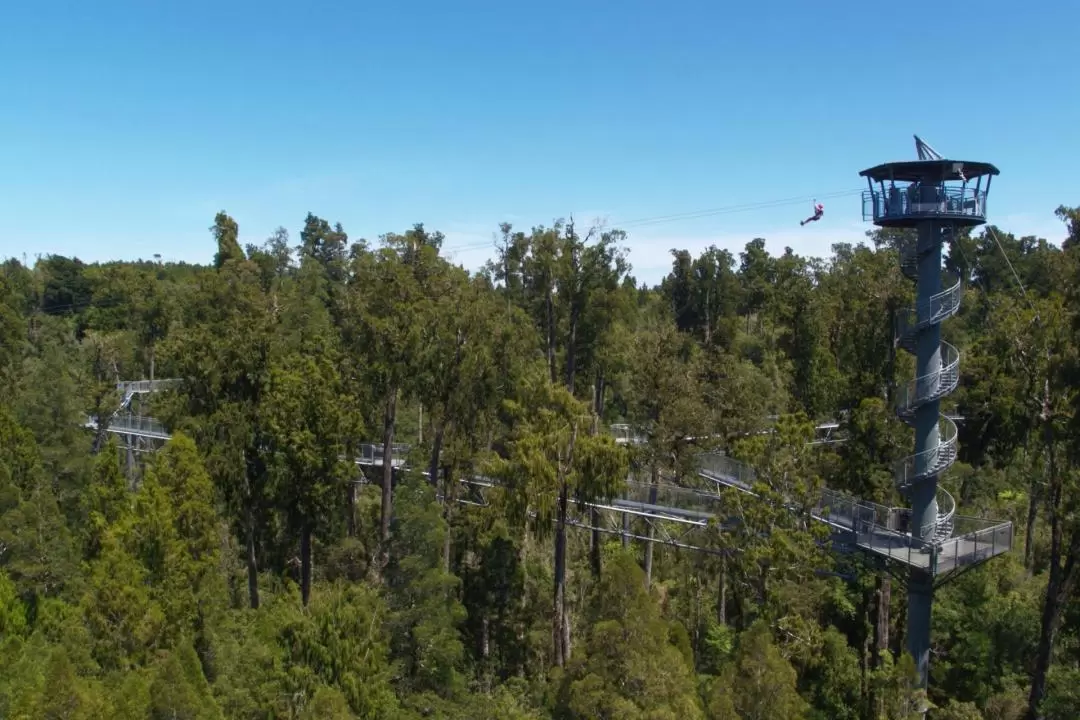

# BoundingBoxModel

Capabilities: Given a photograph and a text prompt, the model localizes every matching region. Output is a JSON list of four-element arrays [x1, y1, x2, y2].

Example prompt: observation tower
[[860, 136, 1010, 703]]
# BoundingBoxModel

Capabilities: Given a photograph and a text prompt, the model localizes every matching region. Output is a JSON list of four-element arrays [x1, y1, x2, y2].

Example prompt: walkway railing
[[862, 186, 988, 224], [895, 342, 961, 422], [893, 416, 959, 490]]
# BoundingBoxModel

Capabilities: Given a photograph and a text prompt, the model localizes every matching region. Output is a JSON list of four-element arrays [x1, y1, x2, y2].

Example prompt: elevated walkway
[[84, 379, 1011, 578], [698, 451, 1010, 579]]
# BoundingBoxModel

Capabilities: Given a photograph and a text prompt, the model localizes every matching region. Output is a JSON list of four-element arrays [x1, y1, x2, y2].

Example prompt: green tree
[[262, 349, 350, 606], [707, 620, 809, 720], [162, 242, 276, 609], [490, 376, 628, 666], [622, 304, 713, 585], [560, 547, 704, 719], [211, 211, 245, 269], [346, 227, 437, 569], [387, 478, 467, 697]]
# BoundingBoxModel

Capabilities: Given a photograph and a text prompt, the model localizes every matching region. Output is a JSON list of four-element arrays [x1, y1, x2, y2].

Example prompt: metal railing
[[895, 342, 961, 421], [895, 277, 962, 352], [697, 452, 757, 492], [932, 517, 1013, 575], [816, 487, 897, 531], [89, 413, 172, 440], [610, 423, 648, 445], [933, 487, 956, 544], [355, 442, 412, 468], [893, 415, 959, 491], [862, 186, 989, 223], [116, 378, 181, 395]]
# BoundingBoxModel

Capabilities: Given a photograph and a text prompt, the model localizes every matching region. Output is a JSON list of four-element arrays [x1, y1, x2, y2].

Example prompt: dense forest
[[1, 204, 1079, 719]]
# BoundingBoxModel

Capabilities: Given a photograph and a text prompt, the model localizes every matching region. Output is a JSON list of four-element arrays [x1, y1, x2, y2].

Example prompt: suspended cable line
[[986, 225, 1039, 323], [440, 186, 867, 255]]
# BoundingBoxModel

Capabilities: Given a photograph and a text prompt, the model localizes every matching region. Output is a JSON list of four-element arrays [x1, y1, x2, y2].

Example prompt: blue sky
[[1, 0, 1076, 284]]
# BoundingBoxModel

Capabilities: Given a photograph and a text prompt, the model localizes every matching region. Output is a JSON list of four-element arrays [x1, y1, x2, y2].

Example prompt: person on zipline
[[800, 201, 824, 226]]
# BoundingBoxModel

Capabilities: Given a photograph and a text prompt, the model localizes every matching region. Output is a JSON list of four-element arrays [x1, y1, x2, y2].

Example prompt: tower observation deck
[[860, 135, 1007, 706]]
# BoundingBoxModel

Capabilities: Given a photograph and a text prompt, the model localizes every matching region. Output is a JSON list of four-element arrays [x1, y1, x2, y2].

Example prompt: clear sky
[[1, 0, 1076, 284]]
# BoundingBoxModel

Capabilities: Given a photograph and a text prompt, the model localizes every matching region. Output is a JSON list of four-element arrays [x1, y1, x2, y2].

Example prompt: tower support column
[[906, 213, 945, 692], [911, 217, 943, 541]]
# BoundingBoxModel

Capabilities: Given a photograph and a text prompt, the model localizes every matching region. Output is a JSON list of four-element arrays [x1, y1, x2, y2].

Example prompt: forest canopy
[[1, 205, 1080, 719]]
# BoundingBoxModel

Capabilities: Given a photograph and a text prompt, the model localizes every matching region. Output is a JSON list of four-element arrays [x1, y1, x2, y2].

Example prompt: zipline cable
[[440, 187, 867, 256], [986, 225, 1040, 324]]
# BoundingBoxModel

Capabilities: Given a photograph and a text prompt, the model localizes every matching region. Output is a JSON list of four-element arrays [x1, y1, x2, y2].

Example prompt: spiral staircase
[[893, 230, 960, 547]]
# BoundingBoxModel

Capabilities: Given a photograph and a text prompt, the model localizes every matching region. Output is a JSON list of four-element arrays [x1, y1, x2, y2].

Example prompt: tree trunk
[[246, 506, 260, 609], [553, 425, 577, 668], [300, 524, 313, 606], [871, 572, 891, 718], [553, 481, 570, 667], [566, 304, 579, 393], [1024, 462, 1039, 572], [594, 371, 606, 420], [717, 558, 727, 625], [861, 586, 871, 715], [643, 463, 659, 587], [442, 465, 453, 574], [589, 379, 603, 578], [428, 418, 448, 489], [875, 574, 891, 661], [1027, 422, 1079, 720], [347, 479, 358, 537], [704, 286, 712, 346], [1028, 548, 1079, 720], [589, 508, 602, 578], [546, 289, 557, 385], [379, 388, 398, 569]]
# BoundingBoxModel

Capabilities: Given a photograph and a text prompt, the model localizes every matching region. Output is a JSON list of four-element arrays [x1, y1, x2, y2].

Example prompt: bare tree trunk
[[553, 426, 578, 667], [300, 524, 313, 606], [428, 418, 448, 489], [589, 381, 603, 578], [861, 586, 872, 714], [717, 558, 727, 625], [553, 481, 570, 667], [246, 506, 260, 609], [1028, 537, 1079, 720], [1027, 421, 1079, 720], [442, 465, 453, 574], [379, 388, 398, 570], [704, 286, 712, 345], [566, 305, 579, 393], [347, 479, 358, 537], [546, 290, 557, 385], [643, 463, 659, 587], [589, 509, 602, 578], [1024, 457, 1039, 572], [876, 574, 891, 660], [870, 572, 891, 717]]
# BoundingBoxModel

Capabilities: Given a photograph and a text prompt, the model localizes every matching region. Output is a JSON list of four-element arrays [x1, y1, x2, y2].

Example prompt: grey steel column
[[907, 210, 943, 689]]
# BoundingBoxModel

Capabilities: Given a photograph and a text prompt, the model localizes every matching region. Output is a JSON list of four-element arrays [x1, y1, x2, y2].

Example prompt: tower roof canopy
[[859, 160, 999, 184]]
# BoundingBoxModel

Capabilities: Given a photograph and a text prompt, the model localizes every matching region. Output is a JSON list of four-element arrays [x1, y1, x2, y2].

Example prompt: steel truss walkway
[[85, 380, 1011, 580]]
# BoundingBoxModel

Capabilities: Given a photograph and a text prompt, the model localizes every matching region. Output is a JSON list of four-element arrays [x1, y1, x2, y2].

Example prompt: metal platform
[[698, 452, 1012, 580], [85, 413, 171, 441]]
